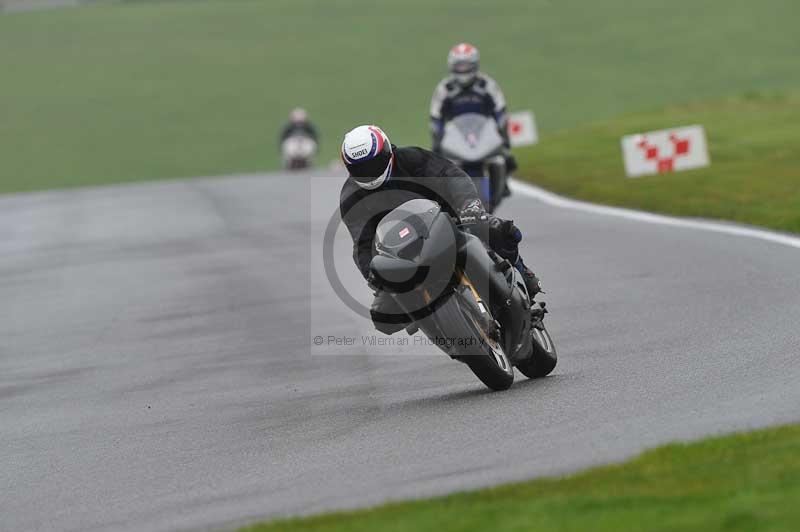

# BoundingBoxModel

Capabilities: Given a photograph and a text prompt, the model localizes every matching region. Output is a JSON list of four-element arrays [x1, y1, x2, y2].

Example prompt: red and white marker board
[[507, 110, 539, 147], [621, 125, 710, 178]]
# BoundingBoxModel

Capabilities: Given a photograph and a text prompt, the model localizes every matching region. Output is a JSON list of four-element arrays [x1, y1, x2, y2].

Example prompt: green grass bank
[[240, 424, 800, 532], [517, 91, 800, 233], [1, 0, 799, 193]]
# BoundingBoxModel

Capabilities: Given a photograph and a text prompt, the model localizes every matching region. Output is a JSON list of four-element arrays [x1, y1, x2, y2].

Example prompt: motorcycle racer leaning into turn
[[429, 42, 518, 176], [339, 125, 542, 335]]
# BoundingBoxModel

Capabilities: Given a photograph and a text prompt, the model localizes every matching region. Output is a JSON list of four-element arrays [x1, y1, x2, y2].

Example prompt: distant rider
[[429, 43, 517, 176], [339, 125, 541, 335], [279, 107, 318, 148]]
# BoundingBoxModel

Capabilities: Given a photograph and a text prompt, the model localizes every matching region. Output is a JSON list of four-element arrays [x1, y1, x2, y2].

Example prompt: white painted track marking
[[510, 179, 800, 251]]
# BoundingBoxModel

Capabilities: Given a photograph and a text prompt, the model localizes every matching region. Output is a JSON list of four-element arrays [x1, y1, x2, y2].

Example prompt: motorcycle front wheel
[[435, 292, 514, 391], [516, 321, 557, 379]]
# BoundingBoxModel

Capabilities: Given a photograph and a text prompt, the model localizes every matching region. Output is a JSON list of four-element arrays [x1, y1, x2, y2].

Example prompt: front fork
[[411, 271, 497, 350]]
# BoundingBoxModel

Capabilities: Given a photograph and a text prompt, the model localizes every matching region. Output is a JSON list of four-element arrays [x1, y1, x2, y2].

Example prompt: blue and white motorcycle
[[440, 113, 508, 213]]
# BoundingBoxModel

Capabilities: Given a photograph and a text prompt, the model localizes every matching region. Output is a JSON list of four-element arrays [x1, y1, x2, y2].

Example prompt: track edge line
[[509, 178, 800, 250]]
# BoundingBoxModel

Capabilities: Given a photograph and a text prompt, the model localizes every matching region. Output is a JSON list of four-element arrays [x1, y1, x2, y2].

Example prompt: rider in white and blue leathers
[[429, 43, 517, 176]]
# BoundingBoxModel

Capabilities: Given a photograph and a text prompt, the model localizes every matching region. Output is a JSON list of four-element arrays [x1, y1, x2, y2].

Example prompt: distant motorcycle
[[281, 134, 317, 170], [369, 198, 556, 391], [440, 113, 509, 213]]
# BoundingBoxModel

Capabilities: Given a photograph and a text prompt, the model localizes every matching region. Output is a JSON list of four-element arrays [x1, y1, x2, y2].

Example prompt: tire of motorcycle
[[438, 292, 514, 391], [488, 164, 506, 204], [516, 322, 557, 379], [288, 159, 310, 170]]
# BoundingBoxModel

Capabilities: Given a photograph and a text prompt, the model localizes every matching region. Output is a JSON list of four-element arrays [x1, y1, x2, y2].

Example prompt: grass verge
[[1, 0, 799, 193], [517, 91, 800, 233], [239, 424, 800, 532]]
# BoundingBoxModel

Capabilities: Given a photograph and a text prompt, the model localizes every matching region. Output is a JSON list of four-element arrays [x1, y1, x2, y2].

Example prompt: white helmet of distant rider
[[447, 43, 480, 87], [289, 107, 308, 123], [341, 125, 393, 190]]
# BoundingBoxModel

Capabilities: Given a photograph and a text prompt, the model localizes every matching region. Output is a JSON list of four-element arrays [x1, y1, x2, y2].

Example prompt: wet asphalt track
[[1, 171, 799, 532]]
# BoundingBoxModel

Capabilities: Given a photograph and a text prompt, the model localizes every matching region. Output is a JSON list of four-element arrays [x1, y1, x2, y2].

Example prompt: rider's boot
[[514, 257, 543, 301]]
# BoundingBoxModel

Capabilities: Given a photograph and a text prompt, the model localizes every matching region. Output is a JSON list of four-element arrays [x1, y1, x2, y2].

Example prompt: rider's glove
[[505, 153, 518, 174], [458, 199, 488, 226]]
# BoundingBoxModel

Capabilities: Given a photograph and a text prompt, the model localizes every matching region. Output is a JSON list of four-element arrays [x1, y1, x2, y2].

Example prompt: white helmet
[[447, 43, 480, 87], [289, 107, 308, 123], [341, 125, 394, 190]]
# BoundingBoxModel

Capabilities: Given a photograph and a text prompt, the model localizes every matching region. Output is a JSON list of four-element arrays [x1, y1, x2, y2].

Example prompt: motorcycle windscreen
[[373, 199, 460, 303], [374, 199, 441, 260], [281, 135, 317, 158], [440, 113, 504, 163]]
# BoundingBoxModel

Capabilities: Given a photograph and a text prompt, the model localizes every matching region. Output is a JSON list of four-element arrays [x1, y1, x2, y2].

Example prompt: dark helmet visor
[[451, 61, 478, 74], [346, 142, 392, 181]]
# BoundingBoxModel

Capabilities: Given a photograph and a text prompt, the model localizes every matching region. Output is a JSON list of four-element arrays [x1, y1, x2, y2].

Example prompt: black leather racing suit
[[340, 146, 528, 334], [279, 121, 318, 147]]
